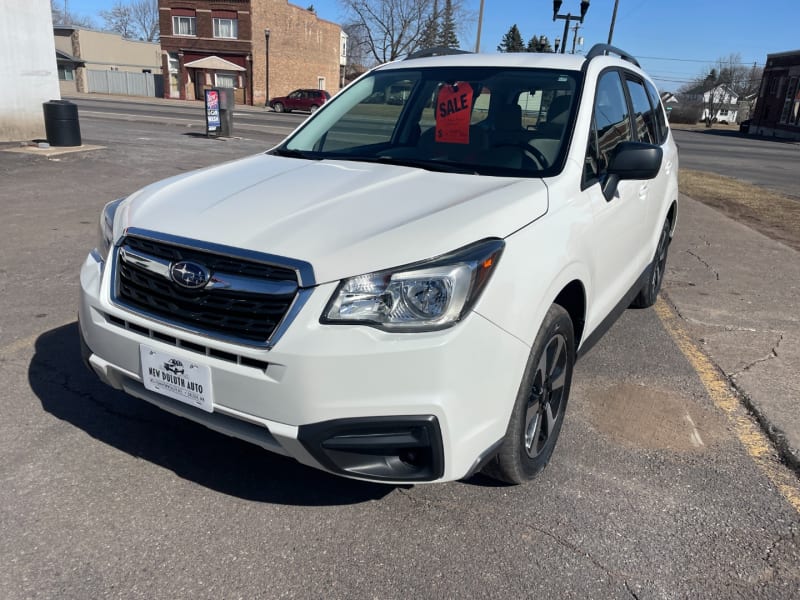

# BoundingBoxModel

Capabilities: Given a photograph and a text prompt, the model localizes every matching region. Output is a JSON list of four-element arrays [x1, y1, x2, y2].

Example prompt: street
[[1, 99, 798, 599], [671, 127, 800, 199]]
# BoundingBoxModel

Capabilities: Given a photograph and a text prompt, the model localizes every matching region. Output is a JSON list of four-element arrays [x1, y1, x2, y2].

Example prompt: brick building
[[158, 0, 344, 106], [750, 49, 800, 140]]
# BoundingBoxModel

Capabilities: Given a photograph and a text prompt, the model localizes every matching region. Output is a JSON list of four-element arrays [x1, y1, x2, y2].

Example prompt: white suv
[[79, 45, 678, 484]]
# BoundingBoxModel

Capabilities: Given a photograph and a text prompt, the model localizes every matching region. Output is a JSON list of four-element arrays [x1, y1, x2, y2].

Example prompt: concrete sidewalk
[[63, 92, 274, 113], [665, 195, 800, 468]]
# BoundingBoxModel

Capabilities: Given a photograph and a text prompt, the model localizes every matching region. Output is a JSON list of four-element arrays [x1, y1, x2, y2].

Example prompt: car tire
[[273, 102, 284, 113], [630, 217, 671, 309], [310, 105, 319, 113], [483, 304, 575, 484]]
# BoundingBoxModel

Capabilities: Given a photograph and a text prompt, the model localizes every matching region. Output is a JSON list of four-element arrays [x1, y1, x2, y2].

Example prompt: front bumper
[[79, 250, 529, 483]]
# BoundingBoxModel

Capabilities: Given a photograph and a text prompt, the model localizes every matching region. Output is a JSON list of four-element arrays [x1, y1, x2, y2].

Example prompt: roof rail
[[405, 47, 472, 60], [585, 44, 640, 68]]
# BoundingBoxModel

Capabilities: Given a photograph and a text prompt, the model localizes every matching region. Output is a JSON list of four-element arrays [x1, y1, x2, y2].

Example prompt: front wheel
[[483, 304, 575, 484], [310, 104, 319, 113], [273, 102, 284, 113], [630, 217, 671, 309]]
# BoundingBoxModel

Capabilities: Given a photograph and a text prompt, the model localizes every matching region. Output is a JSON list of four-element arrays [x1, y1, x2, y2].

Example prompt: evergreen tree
[[497, 25, 524, 53], [526, 34, 553, 53], [419, 0, 439, 50], [438, 0, 459, 49]]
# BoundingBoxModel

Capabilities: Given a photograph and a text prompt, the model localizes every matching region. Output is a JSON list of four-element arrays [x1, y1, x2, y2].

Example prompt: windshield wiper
[[270, 147, 318, 160], [336, 155, 478, 175]]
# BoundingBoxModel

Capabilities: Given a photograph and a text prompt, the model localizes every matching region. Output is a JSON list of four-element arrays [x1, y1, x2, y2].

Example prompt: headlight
[[97, 198, 124, 260], [323, 239, 504, 331]]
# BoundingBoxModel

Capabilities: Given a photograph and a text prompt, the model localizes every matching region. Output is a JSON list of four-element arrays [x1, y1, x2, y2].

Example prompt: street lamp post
[[552, 0, 590, 54]]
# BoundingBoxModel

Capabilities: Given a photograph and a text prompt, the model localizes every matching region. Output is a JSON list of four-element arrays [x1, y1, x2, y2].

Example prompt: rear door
[[623, 73, 671, 233], [298, 91, 314, 111]]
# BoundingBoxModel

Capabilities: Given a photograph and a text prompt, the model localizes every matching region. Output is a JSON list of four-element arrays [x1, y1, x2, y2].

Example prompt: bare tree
[[100, 3, 135, 38], [339, 0, 469, 63], [51, 0, 96, 27], [711, 53, 762, 101], [131, 0, 159, 41], [102, 0, 159, 41]]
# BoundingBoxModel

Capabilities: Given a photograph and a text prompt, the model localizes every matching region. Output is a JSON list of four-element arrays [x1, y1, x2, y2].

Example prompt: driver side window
[[585, 71, 632, 184]]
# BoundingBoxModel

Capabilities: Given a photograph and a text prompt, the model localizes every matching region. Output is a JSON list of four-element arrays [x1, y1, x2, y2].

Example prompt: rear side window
[[625, 77, 658, 144], [644, 80, 668, 144]]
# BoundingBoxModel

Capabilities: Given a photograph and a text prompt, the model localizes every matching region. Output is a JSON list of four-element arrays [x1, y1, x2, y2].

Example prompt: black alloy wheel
[[484, 303, 575, 484], [631, 217, 671, 308], [524, 332, 569, 458]]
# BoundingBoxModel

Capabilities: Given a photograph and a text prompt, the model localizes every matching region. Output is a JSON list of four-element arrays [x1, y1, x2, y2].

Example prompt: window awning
[[55, 49, 85, 66], [183, 56, 245, 72]]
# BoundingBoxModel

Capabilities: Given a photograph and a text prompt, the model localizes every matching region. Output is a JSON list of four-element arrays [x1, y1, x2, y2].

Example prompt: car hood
[[117, 154, 549, 284]]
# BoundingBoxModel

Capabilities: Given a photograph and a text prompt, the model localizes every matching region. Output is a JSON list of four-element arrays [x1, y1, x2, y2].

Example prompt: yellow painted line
[[655, 296, 800, 514]]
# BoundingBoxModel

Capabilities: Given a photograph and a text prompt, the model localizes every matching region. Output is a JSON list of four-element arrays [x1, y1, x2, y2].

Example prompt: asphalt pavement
[[1, 99, 799, 597]]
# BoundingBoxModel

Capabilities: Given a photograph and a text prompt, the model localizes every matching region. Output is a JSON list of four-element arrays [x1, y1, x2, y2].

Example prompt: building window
[[168, 52, 180, 98], [58, 66, 74, 81], [769, 76, 779, 95], [172, 15, 196, 36], [780, 77, 798, 124], [215, 73, 237, 88], [213, 18, 238, 39]]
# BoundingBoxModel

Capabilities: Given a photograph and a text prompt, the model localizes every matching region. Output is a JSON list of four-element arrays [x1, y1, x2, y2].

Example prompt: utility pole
[[475, 0, 485, 52], [607, 0, 620, 44], [570, 22, 582, 54]]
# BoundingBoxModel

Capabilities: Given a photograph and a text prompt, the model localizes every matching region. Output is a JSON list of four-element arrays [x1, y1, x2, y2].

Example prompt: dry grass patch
[[679, 169, 800, 252]]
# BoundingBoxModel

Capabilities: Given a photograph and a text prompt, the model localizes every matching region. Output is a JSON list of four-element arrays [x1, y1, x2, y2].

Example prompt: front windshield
[[280, 67, 579, 177]]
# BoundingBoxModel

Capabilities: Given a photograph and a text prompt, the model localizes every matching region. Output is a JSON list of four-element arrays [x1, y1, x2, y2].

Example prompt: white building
[[699, 84, 739, 124], [1, 1, 60, 142]]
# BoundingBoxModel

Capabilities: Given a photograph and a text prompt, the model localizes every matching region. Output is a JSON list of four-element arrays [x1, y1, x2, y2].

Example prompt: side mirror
[[602, 141, 663, 201]]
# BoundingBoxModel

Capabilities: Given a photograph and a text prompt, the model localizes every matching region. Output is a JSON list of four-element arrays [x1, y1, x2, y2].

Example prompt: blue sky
[[63, 0, 799, 92]]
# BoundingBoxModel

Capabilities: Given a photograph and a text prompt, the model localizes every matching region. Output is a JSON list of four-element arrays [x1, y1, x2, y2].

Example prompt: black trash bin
[[42, 100, 82, 147]]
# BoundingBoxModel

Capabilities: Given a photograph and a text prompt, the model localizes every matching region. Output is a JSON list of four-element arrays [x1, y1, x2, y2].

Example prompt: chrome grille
[[113, 234, 300, 345]]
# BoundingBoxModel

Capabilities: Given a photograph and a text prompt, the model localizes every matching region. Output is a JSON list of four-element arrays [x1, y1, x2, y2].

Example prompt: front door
[[583, 70, 651, 327]]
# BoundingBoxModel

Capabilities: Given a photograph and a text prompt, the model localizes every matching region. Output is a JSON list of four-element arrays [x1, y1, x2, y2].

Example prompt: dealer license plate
[[140, 345, 213, 413]]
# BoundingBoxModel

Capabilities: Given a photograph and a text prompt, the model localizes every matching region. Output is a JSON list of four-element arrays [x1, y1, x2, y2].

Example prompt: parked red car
[[268, 89, 330, 113]]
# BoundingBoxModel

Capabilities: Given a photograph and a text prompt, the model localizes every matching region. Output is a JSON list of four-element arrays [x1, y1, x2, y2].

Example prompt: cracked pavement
[[665, 195, 800, 469]]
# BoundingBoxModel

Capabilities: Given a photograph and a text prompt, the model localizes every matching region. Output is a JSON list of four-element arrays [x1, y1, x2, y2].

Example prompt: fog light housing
[[298, 416, 444, 482]]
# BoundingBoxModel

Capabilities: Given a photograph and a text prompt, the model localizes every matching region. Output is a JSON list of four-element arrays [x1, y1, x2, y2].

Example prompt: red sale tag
[[435, 82, 474, 144]]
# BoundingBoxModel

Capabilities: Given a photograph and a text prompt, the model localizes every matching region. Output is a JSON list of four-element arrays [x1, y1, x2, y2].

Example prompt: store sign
[[205, 89, 221, 134]]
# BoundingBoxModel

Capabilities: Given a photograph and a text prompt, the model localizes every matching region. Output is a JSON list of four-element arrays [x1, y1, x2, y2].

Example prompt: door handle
[[665, 160, 673, 175], [639, 183, 649, 200]]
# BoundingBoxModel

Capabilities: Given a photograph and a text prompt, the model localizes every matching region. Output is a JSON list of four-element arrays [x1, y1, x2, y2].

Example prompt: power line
[[638, 55, 765, 67]]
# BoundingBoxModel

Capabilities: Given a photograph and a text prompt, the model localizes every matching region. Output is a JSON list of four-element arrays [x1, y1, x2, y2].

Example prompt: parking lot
[[1, 107, 799, 598]]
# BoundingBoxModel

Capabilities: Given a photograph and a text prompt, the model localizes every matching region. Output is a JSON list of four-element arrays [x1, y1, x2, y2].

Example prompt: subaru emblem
[[170, 261, 210, 289]]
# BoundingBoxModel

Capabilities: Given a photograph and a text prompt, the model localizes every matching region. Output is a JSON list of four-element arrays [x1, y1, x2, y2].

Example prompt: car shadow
[[29, 322, 393, 506]]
